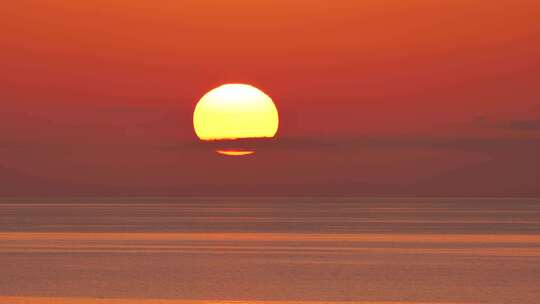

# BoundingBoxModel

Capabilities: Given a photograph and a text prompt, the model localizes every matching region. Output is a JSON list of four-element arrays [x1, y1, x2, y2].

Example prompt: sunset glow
[[2, 1, 540, 302]]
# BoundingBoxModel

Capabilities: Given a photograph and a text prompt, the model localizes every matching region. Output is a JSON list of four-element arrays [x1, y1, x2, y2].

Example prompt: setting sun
[[193, 84, 279, 141]]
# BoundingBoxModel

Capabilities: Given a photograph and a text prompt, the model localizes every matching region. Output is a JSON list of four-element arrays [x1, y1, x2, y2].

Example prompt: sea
[[0, 197, 539, 304]]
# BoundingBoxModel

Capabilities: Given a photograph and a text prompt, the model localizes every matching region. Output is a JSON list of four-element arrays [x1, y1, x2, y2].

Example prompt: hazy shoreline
[[0, 297, 472, 304]]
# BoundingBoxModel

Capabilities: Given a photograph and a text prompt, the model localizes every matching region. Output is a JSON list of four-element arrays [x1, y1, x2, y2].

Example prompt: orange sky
[[1, 1, 539, 196]]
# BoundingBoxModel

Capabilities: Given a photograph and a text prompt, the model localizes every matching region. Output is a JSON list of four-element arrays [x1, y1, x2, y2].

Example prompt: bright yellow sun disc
[[193, 84, 279, 140]]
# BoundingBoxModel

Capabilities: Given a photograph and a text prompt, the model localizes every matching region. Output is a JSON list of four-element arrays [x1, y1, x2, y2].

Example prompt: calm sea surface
[[0, 197, 539, 303]]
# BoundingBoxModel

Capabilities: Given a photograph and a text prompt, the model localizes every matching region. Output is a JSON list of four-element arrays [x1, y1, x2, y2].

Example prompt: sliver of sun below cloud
[[216, 150, 255, 156]]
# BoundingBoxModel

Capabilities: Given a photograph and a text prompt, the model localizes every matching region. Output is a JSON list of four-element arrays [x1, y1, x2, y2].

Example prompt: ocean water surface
[[0, 197, 539, 303]]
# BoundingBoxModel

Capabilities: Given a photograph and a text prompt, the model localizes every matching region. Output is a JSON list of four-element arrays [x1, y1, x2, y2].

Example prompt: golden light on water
[[193, 84, 278, 155]]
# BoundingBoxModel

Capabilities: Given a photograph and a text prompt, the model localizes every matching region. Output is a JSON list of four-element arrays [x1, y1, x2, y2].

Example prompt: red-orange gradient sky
[[1, 0, 539, 196]]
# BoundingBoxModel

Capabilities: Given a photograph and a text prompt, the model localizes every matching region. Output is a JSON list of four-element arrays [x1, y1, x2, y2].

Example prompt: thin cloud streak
[[160, 136, 540, 153], [498, 119, 540, 131]]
